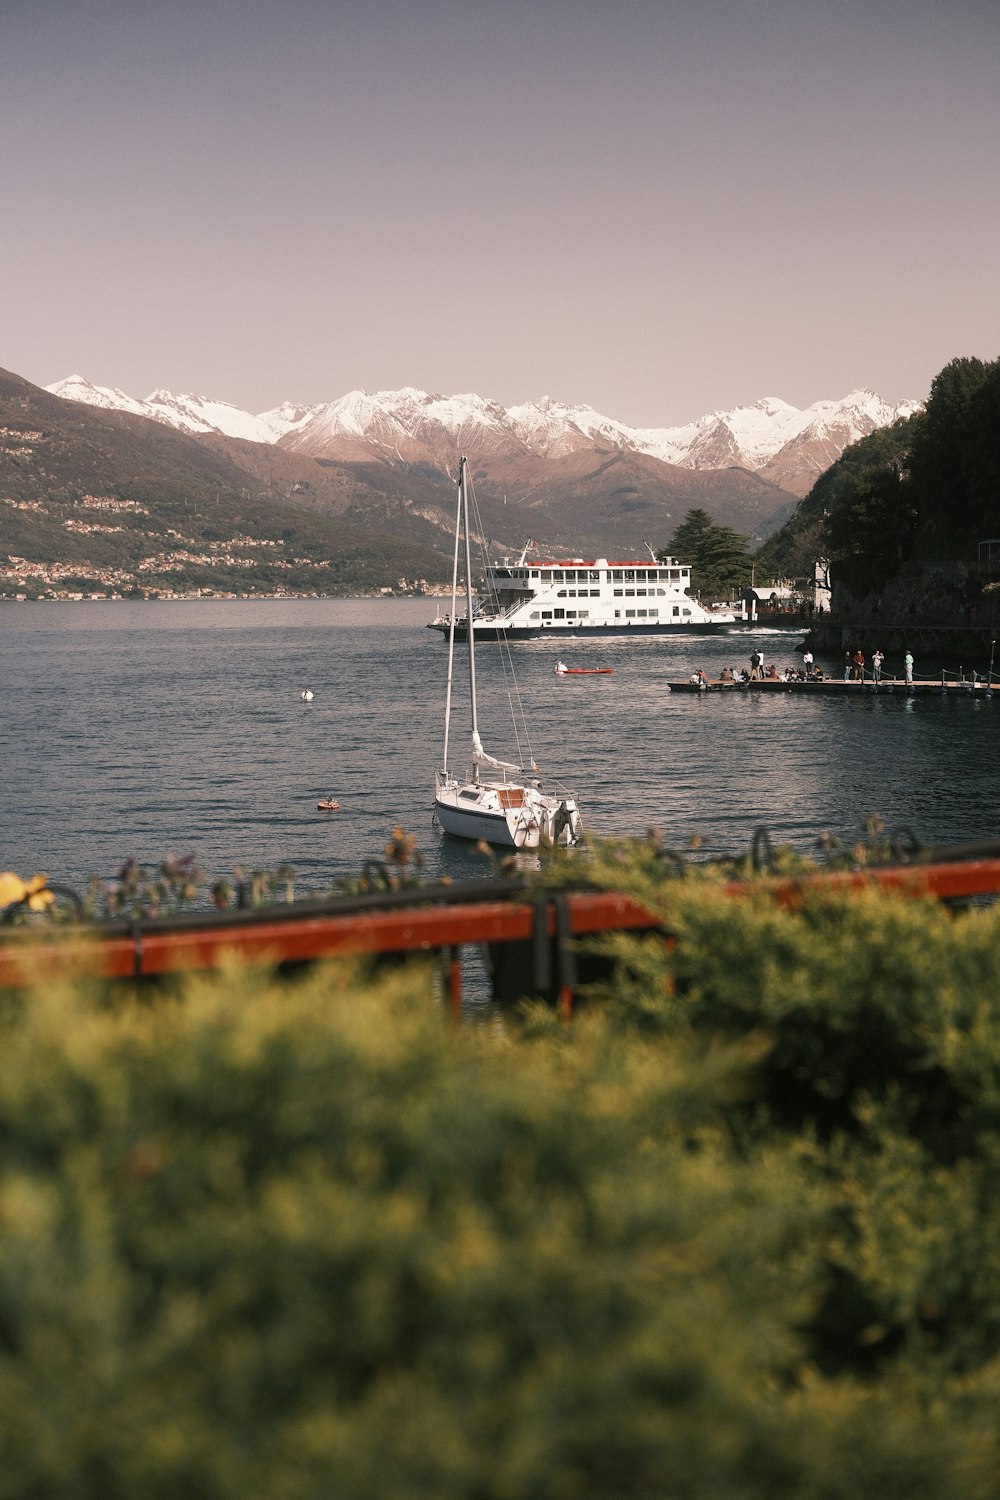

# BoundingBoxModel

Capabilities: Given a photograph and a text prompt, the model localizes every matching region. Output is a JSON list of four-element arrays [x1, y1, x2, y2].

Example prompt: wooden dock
[[667, 677, 995, 697]]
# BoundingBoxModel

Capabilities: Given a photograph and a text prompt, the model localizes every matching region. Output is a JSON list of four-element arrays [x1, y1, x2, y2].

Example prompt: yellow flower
[[0, 872, 55, 912]]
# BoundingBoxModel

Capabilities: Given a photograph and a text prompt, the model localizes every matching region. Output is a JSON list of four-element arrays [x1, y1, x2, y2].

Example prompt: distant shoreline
[[0, 591, 447, 605]]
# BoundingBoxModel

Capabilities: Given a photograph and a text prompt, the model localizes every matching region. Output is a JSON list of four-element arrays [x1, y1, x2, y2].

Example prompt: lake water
[[2, 598, 998, 897]]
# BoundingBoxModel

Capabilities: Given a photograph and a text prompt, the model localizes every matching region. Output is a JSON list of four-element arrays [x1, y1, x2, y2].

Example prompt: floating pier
[[667, 677, 995, 698]]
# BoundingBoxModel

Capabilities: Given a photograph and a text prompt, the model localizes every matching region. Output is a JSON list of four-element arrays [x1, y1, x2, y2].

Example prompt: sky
[[2, 0, 998, 427]]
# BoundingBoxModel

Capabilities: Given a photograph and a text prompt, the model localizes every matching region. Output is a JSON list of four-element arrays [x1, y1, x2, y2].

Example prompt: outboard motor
[[555, 798, 581, 845]]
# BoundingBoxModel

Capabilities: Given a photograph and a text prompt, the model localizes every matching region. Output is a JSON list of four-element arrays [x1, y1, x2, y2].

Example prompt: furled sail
[[471, 731, 521, 773]]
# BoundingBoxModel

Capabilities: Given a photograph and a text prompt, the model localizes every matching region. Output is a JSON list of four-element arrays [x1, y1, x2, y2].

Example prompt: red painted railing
[[3, 855, 1000, 1013]]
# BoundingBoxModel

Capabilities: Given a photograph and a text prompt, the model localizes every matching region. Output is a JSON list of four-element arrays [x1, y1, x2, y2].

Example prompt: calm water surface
[[2, 599, 997, 893]]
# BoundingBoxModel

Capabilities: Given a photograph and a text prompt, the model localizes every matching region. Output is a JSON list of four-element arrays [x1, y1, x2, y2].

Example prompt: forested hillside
[[0, 368, 451, 597], [755, 356, 1000, 595]]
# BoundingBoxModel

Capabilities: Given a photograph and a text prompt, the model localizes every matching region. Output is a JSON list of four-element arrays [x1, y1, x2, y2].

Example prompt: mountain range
[[48, 375, 919, 507], [0, 365, 919, 599]]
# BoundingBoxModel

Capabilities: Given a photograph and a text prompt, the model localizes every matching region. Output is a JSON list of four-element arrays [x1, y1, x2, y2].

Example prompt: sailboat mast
[[440, 461, 464, 776], [459, 456, 481, 780]]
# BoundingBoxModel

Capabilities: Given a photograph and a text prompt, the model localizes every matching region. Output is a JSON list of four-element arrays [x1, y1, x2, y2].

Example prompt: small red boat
[[554, 661, 613, 675], [317, 798, 341, 812]]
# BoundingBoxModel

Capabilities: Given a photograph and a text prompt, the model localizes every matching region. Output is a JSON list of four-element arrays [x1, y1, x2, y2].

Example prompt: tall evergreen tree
[[660, 509, 751, 599]]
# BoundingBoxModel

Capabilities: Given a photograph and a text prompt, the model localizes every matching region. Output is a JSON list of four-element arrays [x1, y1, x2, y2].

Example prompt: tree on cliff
[[906, 357, 1000, 557]]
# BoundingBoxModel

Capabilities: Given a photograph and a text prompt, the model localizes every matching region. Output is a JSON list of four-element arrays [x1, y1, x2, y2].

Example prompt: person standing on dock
[[844, 650, 852, 681], [905, 650, 914, 685], [750, 649, 762, 680], [872, 649, 884, 682], [803, 649, 814, 678], [852, 648, 865, 680]]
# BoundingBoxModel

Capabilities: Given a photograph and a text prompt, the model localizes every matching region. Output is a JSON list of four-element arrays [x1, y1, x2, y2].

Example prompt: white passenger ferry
[[428, 545, 737, 640]]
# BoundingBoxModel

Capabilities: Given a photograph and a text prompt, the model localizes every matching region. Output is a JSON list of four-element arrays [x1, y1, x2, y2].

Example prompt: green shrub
[[0, 858, 999, 1497], [579, 848, 1000, 1387]]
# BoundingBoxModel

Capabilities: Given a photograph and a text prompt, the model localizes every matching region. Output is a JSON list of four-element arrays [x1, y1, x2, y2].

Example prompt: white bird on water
[[301, 689, 314, 701]]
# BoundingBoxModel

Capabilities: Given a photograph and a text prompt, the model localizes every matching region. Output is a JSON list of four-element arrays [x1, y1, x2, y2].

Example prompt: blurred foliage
[[2, 836, 1000, 1494]]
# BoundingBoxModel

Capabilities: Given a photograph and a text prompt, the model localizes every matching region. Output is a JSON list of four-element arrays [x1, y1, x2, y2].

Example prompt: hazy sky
[[2, 0, 998, 425]]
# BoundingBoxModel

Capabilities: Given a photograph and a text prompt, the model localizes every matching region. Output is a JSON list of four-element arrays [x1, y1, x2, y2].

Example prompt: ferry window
[[656, 588, 665, 596], [589, 589, 599, 596], [589, 570, 600, 582], [625, 609, 636, 617], [612, 570, 623, 581], [530, 612, 540, 620], [579, 610, 589, 619], [649, 608, 658, 616], [636, 588, 646, 596], [553, 571, 564, 582], [624, 569, 635, 582], [530, 570, 539, 578], [625, 589, 634, 597], [615, 610, 621, 618], [567, 609, 577, 618], [614, 588, 623, 597], [557, 589, 567, 597], [554, 608, 565, 619], [672, 606, 679, 616], [541, 611, 552, 619], [638, 609, 647, 617], [682, 608, 691, 616]]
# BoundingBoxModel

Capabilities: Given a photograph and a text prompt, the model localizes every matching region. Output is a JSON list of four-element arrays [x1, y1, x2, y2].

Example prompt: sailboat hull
[[434, 775, 581, 851], [433, 796, 524, 848]]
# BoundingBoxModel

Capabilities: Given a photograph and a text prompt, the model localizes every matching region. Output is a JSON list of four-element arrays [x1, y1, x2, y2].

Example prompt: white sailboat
[[434, 457, 582, 850]]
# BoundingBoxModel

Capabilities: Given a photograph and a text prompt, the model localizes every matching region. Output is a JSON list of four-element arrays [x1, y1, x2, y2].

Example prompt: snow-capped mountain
[[46, 376, 920, 498], [45, 375, 319, 446]]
